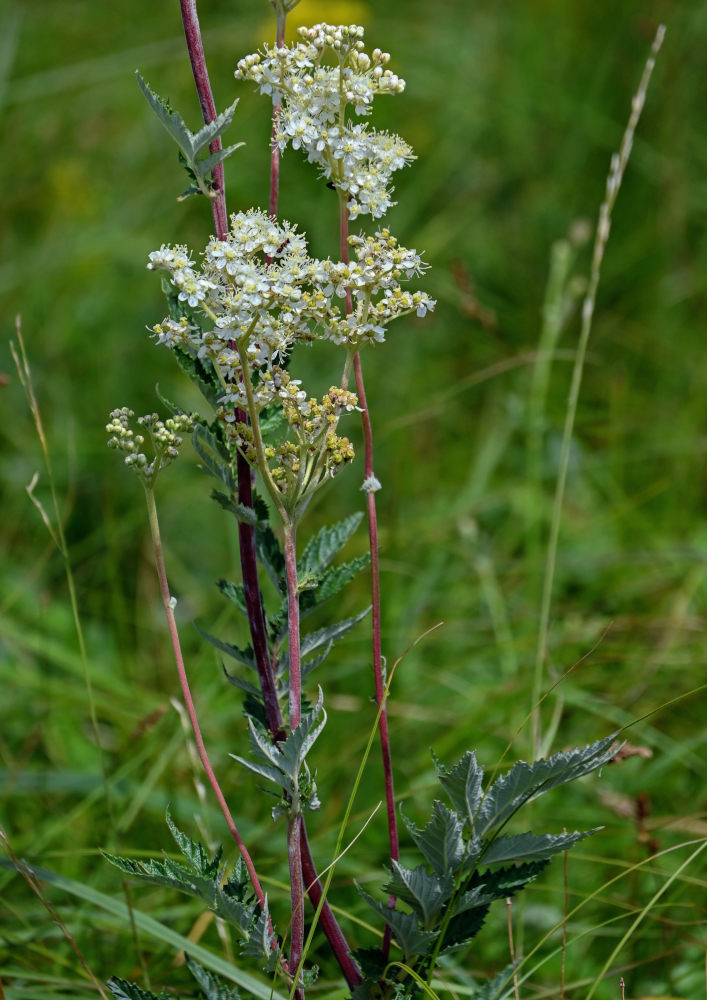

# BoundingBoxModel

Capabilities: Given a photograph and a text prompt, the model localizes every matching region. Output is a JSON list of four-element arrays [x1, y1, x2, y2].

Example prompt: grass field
[[1, 1, 706, 998]]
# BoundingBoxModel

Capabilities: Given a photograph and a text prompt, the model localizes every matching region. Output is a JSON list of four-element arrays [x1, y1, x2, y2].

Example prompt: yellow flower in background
[[256, 0, 371, 45]]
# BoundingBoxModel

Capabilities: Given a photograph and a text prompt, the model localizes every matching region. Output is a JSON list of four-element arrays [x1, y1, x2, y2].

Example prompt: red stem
[[341, 202, 399, 960], [288, 813, 305, 1000], [179, 0, 228, 240], [180, 0, 284, 740], [146, 488, 267, 909], [284, 522, 301, 730]]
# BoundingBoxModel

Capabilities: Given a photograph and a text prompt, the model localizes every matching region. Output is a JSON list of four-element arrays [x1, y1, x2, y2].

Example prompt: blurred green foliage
[[1, 0, 706, 997]]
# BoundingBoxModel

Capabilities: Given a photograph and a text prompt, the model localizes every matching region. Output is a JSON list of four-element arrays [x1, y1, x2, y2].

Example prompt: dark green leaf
[[482, 828, 599, 866], [357, 887, 436, 959], [173, 346, 222, 408], [434, 750, 484, 829], [477, 736, 619, 837], [401, 800, 465, 876], [240, 902, 278, 963], [384, 861, 453, 927], [255, 523, 286, 591], [193, 424, 234, 491], [136, 72, 193, 155], [299, 555, 370, 618], [186, 956, 242, 1000], [217, 580, 248, 617], [108, 978, 171, 1000], [166, 809, 221, 878], [232, 690, 326, 800], [277, 608, 370, 677], [299, 513, 363, 575], [197, 625, 256, 670], [471, 962, 520, 1000]]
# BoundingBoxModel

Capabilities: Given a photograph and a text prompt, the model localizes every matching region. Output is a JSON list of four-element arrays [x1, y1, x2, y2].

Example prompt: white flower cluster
[[325, 229, 436, 347], [235, 24, 411, 219], [148, 211, 434, 361], [106, 407, 194, 486], [146, 211, 434, 505]]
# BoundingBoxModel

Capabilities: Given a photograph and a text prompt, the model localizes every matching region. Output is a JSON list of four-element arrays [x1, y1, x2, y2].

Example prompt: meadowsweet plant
[[100, 5, 662, 999]]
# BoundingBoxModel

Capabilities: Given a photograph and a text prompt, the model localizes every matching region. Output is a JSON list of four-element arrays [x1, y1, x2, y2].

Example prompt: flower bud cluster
[[106, 407, 194, 486], [235, 24, 410, 218], [263, 386, 358, 503]]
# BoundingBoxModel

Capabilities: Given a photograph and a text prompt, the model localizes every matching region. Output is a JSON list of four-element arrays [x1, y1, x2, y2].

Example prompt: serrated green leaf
[[104, 817, 257, 935], [456, 860, 550, 915], [186, 956, 241, 1000], [300, 642, 333, 681], [401, 801, 465, 877], [279, 608, 370, 676], [217, 580, 248, 617], [434, 750, 484, 829], [137, 72, 242, 197], [193, 424, 234, 491], [477, 735, 619, 837], [357, 886, 436, 959], [231, 691, 326, 804], [482, 828, 599, 866], [241, 903, 278, 963], [199, 141, 246, 176], [384, 861, 453, 927], [471, 962, 520, 1000], [350, 947, 387, 981], [166, 809, 222, 878], [173, 346, 222, 408], [197, 625, 256, 670], [299, 513, 363, 575], [439, 902, 490, 953], [212, 491, 264, 524], [299, 555, 370, 619], [255, 523, 286, 591], [136, 72, 193, 155], [190, 99, 240, 157], [222, 665, 262, 698], [108, 977, 172, 1000], [155, 384, 189, 418]]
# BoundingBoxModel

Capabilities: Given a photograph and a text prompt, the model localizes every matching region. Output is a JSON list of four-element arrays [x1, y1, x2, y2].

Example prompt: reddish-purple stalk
[[180, 0, 283, 736], [179, 2, 362, 989], [340, 201, 400, 960], [283, 521, 304, 989], [145, 487, 267, 909]]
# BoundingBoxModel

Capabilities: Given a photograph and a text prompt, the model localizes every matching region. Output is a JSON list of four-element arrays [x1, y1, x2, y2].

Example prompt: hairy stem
[[340, 198, 399, 958], [299, 833, 362, 989], [284, 521, 301, 729], [287, 814, 305, 1000], [144, 484, 267, 909]]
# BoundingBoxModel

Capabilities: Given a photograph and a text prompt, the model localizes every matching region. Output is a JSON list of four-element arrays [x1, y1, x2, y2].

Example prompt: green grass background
[[1, 0, 706, 997]]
